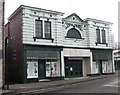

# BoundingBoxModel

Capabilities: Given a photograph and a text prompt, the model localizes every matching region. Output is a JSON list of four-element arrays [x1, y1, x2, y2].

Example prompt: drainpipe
[[2, 0, 6, 89]]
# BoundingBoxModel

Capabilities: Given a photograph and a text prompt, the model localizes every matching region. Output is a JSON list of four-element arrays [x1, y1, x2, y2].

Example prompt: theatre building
[[5, 5, 115, 83]]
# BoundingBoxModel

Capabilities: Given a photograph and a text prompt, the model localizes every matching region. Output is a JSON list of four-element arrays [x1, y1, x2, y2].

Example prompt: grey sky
[[5, 0, 118, 41]]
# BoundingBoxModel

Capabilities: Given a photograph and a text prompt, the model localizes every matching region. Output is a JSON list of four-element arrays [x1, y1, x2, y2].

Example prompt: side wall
[[8, 9, 23, 83], [87, 21, 113, 49]]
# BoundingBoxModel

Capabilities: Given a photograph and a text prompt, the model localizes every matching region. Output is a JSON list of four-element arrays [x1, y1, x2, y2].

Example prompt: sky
[[5, 0, 119, 41]]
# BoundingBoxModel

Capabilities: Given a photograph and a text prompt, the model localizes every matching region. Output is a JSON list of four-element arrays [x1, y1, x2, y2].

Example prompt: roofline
[[8, 5, 65, 20], [64, 13, 84, 21], [84, 18, 113, 25]]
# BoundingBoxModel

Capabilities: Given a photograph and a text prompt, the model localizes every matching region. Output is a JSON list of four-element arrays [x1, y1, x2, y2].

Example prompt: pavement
[[1, 74, 113, 95]]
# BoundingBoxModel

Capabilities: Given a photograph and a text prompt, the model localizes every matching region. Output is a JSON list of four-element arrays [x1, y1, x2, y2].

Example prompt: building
[[114, 49, 120, 70], [5, 5, 115, 84], [0, 0, 5, 88]]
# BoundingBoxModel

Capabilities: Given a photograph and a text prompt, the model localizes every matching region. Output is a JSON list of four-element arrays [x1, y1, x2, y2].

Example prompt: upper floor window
[[44, 21, 51, 38], [96, 28, 107, 46], [102, 29, 106, 43], [66, 28, 82, 39], [96, 28, 101, 43], [35, 20, 43, 38]]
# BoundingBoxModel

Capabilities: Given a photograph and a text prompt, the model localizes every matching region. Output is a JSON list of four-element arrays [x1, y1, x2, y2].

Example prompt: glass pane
[[96, 29, 101, 43], [45, 21, 51, 38], [35, 20, 43, 38]]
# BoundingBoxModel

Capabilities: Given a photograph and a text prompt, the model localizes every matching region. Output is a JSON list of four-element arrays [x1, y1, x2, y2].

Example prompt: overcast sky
[[5, 0, 119, 41]]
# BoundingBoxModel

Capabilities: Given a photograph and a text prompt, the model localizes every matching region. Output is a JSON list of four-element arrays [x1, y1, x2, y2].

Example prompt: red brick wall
[[7, 9, 23, 83]]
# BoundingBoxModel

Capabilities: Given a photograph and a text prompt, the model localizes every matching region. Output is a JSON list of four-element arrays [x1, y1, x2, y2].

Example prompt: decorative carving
[[65, 23, 84, 31]]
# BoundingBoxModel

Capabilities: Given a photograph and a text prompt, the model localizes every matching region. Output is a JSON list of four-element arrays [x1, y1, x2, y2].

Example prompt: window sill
[[95, 42, 108, 46], [33, 37, 54, 42]]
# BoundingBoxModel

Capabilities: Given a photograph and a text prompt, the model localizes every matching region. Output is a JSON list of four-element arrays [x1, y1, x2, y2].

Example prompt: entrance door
[[99, 60, 102, 74], [65, 57, 83, 78], [38, 60, 46, 79]]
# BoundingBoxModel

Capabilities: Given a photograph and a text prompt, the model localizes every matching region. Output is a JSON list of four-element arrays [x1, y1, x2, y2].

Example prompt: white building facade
[[6, 5, 115, 83]]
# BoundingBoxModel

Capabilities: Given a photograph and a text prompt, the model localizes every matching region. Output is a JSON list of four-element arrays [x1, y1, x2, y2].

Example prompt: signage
[[68, 57, 83, 60]]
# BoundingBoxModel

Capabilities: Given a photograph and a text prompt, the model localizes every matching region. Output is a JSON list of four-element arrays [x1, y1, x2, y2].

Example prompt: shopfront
[[23, 45, 62, 83], [91, 49, 113, 74], [64, 57, 83, 78]]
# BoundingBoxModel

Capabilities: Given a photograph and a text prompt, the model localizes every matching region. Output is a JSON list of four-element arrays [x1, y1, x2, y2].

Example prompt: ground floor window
[[27, 61, 38, 79], [102, 61, 108, 73], [46, 60, 60, 77], [92, 61, 98, 74]]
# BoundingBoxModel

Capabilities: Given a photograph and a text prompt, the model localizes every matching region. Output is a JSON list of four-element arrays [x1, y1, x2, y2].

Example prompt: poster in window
[[27, 62, 38, 78], [46, 61, 60, 77], [51, 61, 60, 77], [92, 61, 98, 74], [46, 62, 51, 77]]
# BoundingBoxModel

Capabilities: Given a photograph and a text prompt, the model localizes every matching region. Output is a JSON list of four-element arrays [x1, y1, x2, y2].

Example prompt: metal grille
[[26, 50, 60, 59]]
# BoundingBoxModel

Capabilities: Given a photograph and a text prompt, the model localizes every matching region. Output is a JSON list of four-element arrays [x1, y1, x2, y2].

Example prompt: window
[[66, 28, 82, 39], [35, 20, 43, 38], [45, 21, 51, 38], [102, 29, 106, 43], [96, 28, 100, 43]]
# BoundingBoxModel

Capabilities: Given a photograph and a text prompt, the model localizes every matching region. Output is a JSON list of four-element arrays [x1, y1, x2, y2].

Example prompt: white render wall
[[22, 8, 63, 46], [86, 20, 113, 49], [22, 6, 113, 50]]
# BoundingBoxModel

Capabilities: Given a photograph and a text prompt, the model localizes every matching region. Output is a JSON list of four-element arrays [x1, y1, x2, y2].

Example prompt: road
[[46, 71, 119, 93]]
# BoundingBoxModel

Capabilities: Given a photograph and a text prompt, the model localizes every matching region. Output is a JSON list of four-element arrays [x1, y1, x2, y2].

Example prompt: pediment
[[63, 13, 84, 23]]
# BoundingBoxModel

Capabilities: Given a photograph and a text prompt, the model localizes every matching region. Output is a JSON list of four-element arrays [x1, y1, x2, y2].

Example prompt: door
[[38, 60, 46, 79], [65, 57, 83, 78], [99, 60, 102, 74]]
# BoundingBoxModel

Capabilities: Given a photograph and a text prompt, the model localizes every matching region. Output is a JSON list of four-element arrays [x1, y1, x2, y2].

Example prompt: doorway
[[38, 60, 46, 79], [64, 57, 83, 78]]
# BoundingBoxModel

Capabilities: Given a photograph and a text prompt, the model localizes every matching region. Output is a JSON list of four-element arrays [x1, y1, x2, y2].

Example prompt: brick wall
[[7, 9, 23, 83]]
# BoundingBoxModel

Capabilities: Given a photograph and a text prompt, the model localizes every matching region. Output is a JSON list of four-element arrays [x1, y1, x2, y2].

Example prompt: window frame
[[44, 21, 52, 39], [101, 29, 106, 43], [96, 28, 101, 43], [35, 19, 43, 38]]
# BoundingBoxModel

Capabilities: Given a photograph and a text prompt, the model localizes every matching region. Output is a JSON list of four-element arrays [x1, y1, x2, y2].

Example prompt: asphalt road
[[46, 71, 119, 94]]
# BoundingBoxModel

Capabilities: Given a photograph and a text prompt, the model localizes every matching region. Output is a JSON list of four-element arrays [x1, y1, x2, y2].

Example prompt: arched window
[[66, 28, 82, 39]]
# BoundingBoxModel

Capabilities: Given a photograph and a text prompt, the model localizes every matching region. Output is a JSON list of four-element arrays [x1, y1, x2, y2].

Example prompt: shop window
[[27, 61, 38, 78]]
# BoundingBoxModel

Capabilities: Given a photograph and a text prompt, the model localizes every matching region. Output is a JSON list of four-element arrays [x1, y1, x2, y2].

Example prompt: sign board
[[27, 61, 38, 78]]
